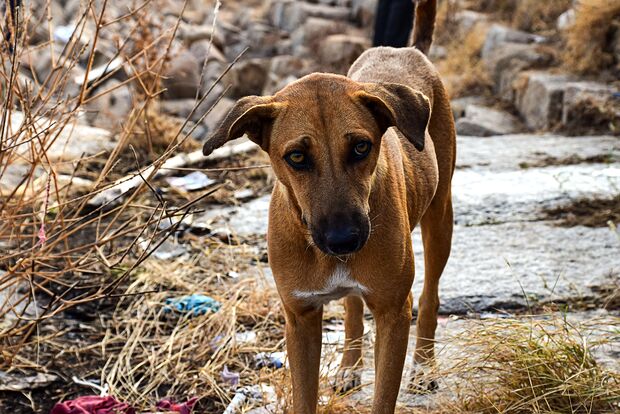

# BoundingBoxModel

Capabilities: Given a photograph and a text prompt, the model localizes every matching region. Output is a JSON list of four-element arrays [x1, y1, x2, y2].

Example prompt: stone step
[[412, 222, 619, 314], [457, 134, 619, 171]]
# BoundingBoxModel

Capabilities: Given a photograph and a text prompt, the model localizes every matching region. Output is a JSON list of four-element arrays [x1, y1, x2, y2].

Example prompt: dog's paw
[[332, 367, 362, 394], [407, 363, 438, 395]]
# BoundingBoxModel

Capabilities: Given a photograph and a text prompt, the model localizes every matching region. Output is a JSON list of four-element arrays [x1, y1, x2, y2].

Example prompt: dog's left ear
[[353, 83, 431, 151], [202, 95, 284, 156]]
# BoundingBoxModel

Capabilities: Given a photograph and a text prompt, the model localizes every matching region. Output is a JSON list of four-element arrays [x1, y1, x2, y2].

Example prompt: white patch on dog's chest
[[292, 265, 368, 305]]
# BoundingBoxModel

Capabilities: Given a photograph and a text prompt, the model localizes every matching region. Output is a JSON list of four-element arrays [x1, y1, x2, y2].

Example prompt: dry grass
[[466, 0, 518, 22], [443, 315, 620, 413], [0, 0, 224, 377], [563, 0, 620, 75], [513, 0, 572, 33], [467, 0, 572, 32], [435, 22, 493, 98]]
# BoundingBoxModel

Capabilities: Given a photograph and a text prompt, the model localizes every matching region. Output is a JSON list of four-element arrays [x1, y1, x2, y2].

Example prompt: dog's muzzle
[[312, 212, 370, 256]]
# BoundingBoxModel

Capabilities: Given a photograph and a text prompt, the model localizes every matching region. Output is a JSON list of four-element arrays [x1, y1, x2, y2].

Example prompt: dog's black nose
[[324, 228, 361, 255]]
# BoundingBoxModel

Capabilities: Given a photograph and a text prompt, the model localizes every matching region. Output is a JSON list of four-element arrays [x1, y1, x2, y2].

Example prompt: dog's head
[[203, 73, 430, 256]]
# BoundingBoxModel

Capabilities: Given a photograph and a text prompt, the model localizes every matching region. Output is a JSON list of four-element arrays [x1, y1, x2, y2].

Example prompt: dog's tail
[[411, 0, 437, 55]]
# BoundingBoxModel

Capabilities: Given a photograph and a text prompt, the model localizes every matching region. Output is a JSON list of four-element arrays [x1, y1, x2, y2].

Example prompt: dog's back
[[348, 0, 456, 227]]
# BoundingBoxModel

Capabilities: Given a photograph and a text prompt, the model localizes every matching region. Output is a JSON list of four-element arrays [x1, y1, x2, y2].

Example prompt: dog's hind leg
[[412, 191, 453, 390], [335, 295, 364, 393]]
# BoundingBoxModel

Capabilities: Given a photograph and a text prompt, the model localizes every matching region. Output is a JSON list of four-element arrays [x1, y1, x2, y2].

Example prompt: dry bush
[[513, 0, 572, 32], [435, 0, 461, 46], [467, 0, 571, 32], [563, 0, 620, 75], [443, 316, 620, 414], [435, 22, 493, 98], [0, 0, 219, 377], [466, 0, 517, 21]]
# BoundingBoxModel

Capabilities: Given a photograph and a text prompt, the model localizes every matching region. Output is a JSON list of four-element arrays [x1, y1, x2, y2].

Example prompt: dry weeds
[[467, 0, 572, 32], [435, 22, 493, 98], [442, 315, 620, 413], [563, 0, 620, 75]]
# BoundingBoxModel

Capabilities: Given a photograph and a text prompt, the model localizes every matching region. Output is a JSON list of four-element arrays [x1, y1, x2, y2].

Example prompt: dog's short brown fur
[[203, 2, 454, 412]]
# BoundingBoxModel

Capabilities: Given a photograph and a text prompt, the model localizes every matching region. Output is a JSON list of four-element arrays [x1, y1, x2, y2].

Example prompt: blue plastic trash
[[164, 294, 221, 316]]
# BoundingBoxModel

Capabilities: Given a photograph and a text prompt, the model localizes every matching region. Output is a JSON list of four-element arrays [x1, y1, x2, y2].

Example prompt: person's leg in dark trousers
[[373, 0, 415, 48]]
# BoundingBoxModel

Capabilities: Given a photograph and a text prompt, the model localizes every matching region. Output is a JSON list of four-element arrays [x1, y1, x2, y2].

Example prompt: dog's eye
[[352, 141, 372, 159], [285, 151, 310, 169]]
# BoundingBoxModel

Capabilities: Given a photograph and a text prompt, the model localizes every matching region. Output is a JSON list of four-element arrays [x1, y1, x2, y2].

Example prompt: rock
[[481, 24, 546, 61], [9, 111, 114, 163], [484, 43, 555, 102], [163, 50, 202, 99], [264, 74, 298, 95], [228, 59, 269, 98], [0, 372, 58, 392], [178, 23, 224, 49], [303, 3, 351, 21], [456, 104, 523, 136], [319, 34, 370, 73], [422, 222, 620, 314], [85, 79, 133, 129], [319, 0, 351, 6], [562, 83, 620, 135], [350, 0, 377, 26], [450, 96, 487, 120], [202, 97, 235, 134], [454, 10, 490, 36], [516, 72, 575, 131], [160, 99, 197, 120], [517, 73, 620, 134], [290, 17, 347, 57], [198, 82, 228, 114], [263, 55, 312, 94], [190, 40, 227, 67], [268, 0, 351, 32], [161, 90, 235, 128], [225, 21, 281, 59], [428, 44, 447, 61], [267, 0, 302, 32], [457, 134, 620, 172]]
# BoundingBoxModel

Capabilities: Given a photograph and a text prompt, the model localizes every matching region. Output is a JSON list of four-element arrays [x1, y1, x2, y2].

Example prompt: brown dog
[[203, 1, 454, 412]]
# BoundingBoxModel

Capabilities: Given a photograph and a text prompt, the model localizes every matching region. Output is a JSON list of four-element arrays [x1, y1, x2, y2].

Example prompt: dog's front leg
[[370, 293, 413, 414], [284, 305, 323, 414]]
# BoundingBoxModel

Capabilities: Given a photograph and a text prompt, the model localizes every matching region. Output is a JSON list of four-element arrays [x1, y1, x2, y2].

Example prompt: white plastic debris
[[75, 57, 124, 86], [166, 171, 215, 191], [235, 330, 257, 345]]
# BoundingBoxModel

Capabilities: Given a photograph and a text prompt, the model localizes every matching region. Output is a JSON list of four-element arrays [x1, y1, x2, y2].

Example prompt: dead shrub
[[466, 0, 517, 21], [513, 0, 572, 32], [445, 316, 620, 414], [467, 0, 571, 32], [435, 22, 493, 98], [563, 0, 620, 75], [435, 0, 461, 46]]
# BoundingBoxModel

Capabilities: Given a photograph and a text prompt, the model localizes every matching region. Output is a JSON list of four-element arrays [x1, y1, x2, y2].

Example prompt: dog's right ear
[[202, 95, 284, 156]]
